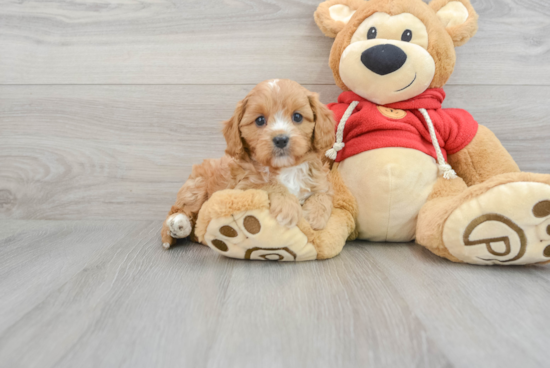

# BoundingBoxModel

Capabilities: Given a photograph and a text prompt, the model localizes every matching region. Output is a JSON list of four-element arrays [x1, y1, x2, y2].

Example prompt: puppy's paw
[[167, 213, 192, 239], [304, 211, 329, 231], [302, 195, 332, 230], [269, 194, 302, 228]]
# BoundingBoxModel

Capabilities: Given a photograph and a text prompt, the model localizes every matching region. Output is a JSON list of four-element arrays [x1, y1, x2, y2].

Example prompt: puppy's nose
[[361, 44, 407, 76], [273, 135, 289, 149]]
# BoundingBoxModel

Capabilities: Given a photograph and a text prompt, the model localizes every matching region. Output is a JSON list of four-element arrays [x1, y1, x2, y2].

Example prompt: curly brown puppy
[[162, 79, 336, 248]]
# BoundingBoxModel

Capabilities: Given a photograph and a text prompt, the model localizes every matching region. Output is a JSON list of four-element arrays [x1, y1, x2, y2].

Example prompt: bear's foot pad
[[203, 209, 317, 262], [443, 182, 550, 265]]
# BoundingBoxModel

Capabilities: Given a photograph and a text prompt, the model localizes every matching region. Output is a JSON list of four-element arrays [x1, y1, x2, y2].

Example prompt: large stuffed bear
[[313, 0, 550, 265], [177, 0, 550, 266]]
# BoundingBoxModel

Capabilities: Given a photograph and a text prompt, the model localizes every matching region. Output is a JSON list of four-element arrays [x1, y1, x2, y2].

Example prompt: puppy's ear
[[430, 0, 479, 47], [314, 0, 365, 38], [223, 98, 247, 159], [309, 93, 336, 153]]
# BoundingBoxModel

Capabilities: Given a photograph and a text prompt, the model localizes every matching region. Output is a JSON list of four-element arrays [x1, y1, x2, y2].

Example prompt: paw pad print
[[444, 182, 550, 265], [203, 210, 316, 262]]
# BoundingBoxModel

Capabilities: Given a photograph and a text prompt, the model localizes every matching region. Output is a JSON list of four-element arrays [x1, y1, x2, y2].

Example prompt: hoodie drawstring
[[325, 101, 359, 161], [418, 108, 458, 180], [326, 102, 458, 181]]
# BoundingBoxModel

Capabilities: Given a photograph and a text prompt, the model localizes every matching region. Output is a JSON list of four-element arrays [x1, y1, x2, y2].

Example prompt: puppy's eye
[[367, 27, 377, 40], [255, 116, 266, 127], [292, 113, 303, 123], [401, 29, 413, 42]]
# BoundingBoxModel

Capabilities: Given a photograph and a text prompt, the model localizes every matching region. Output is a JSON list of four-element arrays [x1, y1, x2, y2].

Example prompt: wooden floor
[[1, 0, 550, 367]]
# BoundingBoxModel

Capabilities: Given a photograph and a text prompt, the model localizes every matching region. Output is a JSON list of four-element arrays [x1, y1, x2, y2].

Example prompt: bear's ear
[[314, 0, 366, 38], [430, 0, 479, 47]]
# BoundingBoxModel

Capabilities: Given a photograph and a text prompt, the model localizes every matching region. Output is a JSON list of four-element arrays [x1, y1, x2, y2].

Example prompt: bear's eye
[[401, 29, 413, 42], [292, 112, 303, 123], [255, 116, 266, 127], [367, 27, 377, 40]]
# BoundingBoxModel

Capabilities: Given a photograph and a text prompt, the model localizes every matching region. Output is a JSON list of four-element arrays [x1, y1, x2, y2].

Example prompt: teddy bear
[[176, 0, 550, 266], [312, 0, 550, 265]]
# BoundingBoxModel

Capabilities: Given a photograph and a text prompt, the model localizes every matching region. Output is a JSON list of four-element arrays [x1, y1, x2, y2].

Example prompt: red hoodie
[[327, 89, 479, 163]]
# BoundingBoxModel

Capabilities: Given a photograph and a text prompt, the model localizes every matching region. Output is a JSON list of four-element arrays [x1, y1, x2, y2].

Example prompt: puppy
[[162, 79, 336, 248]]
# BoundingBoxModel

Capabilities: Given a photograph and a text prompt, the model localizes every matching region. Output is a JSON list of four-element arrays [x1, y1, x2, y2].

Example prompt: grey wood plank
[[0, 220, 151, 335], [0, 220, 451, 368], [354, 241, 550, 368], [202, 251, 450, 368], [0, 0, 549, 85], [1, 84, 549, 221]]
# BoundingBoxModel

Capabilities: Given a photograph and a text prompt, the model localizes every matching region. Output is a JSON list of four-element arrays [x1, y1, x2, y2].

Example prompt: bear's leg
[[194, 189, 318, 261], [417, 173, 550, 265], [193, 170, 356, 261], [416, 177, 469, 262]]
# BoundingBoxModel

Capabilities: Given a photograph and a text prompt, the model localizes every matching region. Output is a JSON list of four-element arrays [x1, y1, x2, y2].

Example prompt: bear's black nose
[[361, 44, 407, 76], [273, 135, 289, 149]]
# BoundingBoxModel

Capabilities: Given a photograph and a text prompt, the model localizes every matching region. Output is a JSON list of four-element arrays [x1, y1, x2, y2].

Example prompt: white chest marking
[[277, 162, 314, 204]]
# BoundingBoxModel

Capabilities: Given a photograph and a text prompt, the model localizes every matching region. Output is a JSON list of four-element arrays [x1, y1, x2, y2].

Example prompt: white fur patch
[[277, 162, 315, 204], [167, 213, 192, 239], [270, 111, 293, 134], [268, 79, 280, 91]]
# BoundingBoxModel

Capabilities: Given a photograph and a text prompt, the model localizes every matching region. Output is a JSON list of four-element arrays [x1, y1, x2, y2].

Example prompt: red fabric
[[327, 89, 479, 163]]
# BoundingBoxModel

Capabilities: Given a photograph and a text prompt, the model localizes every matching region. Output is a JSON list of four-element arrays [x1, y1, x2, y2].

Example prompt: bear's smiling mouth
[[395, 73, 417, 92]]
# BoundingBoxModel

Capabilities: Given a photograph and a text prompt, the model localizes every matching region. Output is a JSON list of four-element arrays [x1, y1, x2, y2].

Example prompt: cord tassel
[[326, 101, 359, 161], [418, 108, 458, 180]]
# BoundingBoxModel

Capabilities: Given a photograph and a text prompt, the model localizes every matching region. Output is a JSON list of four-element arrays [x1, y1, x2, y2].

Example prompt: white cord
[[326, 103, 458, 180], [326, 101, 359, 160], [418, 108, 458, 180]]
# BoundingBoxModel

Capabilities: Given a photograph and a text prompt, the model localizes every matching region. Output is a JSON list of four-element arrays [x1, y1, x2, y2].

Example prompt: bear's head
[[315, 0, 479, 105]]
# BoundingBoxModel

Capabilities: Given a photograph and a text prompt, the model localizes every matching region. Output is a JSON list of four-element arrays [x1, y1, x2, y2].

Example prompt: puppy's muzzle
[[361, 44, 407, 76], [273, 135, 290, 149]]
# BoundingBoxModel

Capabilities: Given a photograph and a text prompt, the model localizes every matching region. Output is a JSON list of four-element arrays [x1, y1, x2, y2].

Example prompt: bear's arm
[[448, 125, 520, 186]]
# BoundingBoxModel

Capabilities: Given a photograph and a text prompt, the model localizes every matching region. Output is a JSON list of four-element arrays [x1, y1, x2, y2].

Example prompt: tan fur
[[448, 125, 520, 187], [313, 169, 358, 258], [194, 189, 270, 243], [161, 156, 240, 246], [412, 125, 522, 260], [417, 172, 550, 263], [427, 176, 468, 201], [313, 0, 550, 265], [314, 0, 366, 38], [314, 208, 357, 259], [429, 0, 479, 47], [287, 170, 359, 259], [163, 80, 336, 246], [315, 0, 478, 91]]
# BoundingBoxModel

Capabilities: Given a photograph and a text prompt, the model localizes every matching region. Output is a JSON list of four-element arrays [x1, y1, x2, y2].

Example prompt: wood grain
[[1, 221, 548, 368], [359, 242, 550, 368], [0, 0, 549, 85], [1, 84, 549, 221], [0, 220, 446, 368], [0, 220, 151, 334]]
